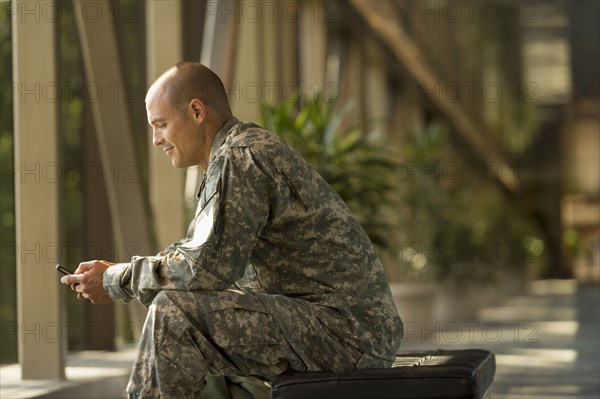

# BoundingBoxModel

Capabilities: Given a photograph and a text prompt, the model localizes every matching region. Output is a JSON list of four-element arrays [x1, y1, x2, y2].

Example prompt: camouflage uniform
[[103, 118, 404, 398]]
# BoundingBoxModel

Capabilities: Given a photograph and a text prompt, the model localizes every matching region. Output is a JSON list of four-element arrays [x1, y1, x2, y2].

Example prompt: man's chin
[[172, 159, 191, 169]]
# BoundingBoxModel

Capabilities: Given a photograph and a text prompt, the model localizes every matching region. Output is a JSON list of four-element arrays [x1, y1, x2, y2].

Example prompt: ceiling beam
[[349, 0, 518, 194]]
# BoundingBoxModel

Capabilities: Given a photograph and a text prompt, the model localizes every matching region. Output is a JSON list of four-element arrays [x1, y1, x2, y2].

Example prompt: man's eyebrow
[[149, 117, 165, 125]]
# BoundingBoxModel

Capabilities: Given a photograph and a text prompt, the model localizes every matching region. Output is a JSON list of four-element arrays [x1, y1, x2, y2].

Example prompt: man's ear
[[189, 98, 206, 123]]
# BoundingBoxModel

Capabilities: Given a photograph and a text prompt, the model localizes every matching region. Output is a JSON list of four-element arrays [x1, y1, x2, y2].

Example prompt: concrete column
[[258, 4, 281, 104], [74, 0, 153, 332], [364, 40, 388, 139], [200, 0, 240, 89], [232, 0, 260, 122], [74, 0, 154, 255], [83, 105, 116, 351], [146, 0, 185, 249], [12, 0, 65, 380], [279, 0, 299, 95], [339, 38, 364, 130], [185, 0, 240, 204], [299, 0, 327, 99]]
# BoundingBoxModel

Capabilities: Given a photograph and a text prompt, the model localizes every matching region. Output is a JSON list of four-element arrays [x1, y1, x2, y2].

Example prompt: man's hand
[[61, 260, 115, 304]]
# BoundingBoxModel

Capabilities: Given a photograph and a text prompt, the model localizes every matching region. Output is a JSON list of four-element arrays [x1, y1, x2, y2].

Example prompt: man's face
[[146, 90, 207, 168]]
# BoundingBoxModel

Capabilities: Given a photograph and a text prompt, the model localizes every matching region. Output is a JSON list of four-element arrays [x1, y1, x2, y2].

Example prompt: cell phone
[[55, 264, 74, 276]]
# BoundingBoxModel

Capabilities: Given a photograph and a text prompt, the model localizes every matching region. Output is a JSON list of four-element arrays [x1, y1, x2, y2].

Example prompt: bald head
[[147, 62, 233, 119]]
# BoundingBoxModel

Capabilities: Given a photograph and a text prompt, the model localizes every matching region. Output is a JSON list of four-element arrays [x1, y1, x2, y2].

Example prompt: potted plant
[[260, 93, 398, 251], [394, 122, 547, 323]]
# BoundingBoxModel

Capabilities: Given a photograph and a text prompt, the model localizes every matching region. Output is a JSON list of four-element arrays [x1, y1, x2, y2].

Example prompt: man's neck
[[201, 116, 239, 171]]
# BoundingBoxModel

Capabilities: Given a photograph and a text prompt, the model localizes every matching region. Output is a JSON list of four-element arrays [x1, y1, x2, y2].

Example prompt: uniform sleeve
[[103, 262, 135, 303], [104, 148, 271, 307]]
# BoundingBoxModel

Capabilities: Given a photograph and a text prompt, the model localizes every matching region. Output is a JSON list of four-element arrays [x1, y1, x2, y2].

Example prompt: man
[[62, 62, 403, 398]]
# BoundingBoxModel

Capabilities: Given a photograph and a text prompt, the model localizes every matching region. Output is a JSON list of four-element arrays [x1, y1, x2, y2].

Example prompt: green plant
[[260, 94, 398, 250], [396, 123, 547, 286]]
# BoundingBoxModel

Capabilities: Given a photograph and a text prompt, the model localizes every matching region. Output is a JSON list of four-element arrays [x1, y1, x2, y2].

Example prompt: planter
[[432, 271, 527, 322], [389, 282, 437, 326]]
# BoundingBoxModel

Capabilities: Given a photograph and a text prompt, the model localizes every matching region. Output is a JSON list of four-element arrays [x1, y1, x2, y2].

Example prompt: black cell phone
[[55, 264, 74, 276]]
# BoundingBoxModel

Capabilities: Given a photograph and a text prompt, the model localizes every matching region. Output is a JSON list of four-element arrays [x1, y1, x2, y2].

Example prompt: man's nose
[[152, 128, 162, 146]]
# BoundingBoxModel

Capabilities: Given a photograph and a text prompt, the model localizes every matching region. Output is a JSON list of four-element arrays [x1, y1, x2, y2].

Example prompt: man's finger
[[61, 273, 84, 285], [75, 261, 95, 274]]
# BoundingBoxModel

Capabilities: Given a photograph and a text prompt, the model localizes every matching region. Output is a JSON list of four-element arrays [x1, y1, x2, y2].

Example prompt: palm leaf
[[260, 94, 398, 251]]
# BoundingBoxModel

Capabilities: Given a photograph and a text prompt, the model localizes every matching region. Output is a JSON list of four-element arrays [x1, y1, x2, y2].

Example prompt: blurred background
[[0, 0, 598, 397]]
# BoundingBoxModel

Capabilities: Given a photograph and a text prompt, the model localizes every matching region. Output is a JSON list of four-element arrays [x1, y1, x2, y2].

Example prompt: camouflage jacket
[[104, 117, 403, 361]]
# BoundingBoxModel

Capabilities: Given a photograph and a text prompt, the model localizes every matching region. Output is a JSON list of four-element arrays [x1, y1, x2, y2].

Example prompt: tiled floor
[[401, 280, 600, 398], [0, 348, 134, 399]]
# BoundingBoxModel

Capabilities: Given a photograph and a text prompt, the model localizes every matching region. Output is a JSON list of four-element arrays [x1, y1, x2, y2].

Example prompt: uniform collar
[[208, 117, 239, 163], [197, 117, 240, 199]]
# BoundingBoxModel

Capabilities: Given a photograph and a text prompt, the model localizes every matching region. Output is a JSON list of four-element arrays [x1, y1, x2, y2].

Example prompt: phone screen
[[55, 264, 74, 276]]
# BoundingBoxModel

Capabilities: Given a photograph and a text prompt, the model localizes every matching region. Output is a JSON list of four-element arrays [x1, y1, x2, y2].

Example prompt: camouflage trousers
[[126, 289, 381, 398]]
